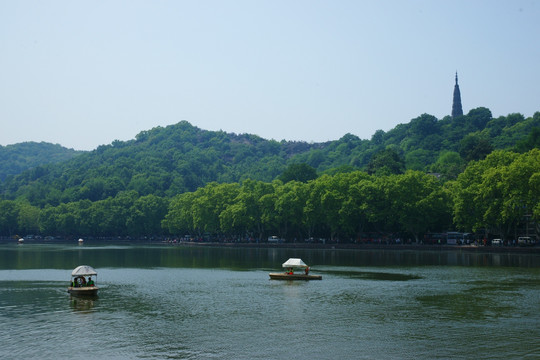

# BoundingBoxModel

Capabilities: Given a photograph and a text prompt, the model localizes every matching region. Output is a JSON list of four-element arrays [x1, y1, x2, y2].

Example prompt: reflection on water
[[322, 269, 422, 281], [69, 296, 97, 312], [0, 244, 539, 359], [2, 243, 540, 270]]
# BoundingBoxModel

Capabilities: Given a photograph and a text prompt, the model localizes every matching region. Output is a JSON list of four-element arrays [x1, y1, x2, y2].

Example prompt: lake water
[[1, 243, 539, 359]]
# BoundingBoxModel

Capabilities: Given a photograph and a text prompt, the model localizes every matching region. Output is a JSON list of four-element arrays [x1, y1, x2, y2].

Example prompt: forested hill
[[0, 142, 83, 182], [1, 108, 539, 207]]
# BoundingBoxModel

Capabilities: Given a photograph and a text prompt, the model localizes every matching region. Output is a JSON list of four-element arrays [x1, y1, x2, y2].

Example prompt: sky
[[1, 0, 539, 151]]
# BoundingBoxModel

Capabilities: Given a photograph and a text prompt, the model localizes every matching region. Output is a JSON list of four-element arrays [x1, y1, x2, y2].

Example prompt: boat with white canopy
[[68, 265, 99, 296], [269, 258, 322, 280]]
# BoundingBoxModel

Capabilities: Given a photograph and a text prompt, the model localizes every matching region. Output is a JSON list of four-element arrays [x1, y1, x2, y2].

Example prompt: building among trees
[[451, 72, 463, 117]]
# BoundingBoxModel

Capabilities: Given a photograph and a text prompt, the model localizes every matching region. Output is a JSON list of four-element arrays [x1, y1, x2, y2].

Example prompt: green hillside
[[1, 108, 539, 241], [0, 142, 83, 182], [1, 108, 539, 208]]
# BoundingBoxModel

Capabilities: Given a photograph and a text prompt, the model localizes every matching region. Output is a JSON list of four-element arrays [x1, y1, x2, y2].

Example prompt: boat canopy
[[282, 258, 308, 268], [71, 265, 97, 277]]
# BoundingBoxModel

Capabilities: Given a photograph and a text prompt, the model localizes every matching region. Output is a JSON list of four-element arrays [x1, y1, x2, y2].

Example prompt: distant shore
[[2, 236, 539, 254], [168, 241, 540, 254]]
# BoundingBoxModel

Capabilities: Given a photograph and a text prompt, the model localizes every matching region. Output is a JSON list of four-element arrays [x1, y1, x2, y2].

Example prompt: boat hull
[[68, 286, 99, 297], [269, 273, 322, 280]]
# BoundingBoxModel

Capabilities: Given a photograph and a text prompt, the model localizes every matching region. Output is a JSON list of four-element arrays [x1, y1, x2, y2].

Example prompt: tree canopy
[[1, 109, 539, 242], [2, 110, 539, 207]]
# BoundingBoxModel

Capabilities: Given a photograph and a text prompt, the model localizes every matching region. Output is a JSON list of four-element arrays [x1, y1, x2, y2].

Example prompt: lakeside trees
[[451, 149, 540, 240], [2, 149, 537, 241], [1, 109, 539, 242]]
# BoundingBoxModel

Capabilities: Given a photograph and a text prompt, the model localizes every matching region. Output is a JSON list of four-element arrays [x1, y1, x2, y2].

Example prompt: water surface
[[1, 243, 539, 359]]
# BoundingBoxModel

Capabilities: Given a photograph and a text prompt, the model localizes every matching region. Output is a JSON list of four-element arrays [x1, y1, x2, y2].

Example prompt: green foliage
[[2, 109, 538, 207], [515, 125, 540, 153], [0, 142, 82, 181], [430, 151, 465, 181], [408, 114, 439, 138], [278, 163, 317, 183], [405, 149, 436, 171], [466, 107, 493, 129], [367, 148, 405, 175], [126, 195, 169, 236], [452, 149, 540, 238], [459, 134, 494, 162], [159, 170, 453, 242], [0, 108, 539, 242], [0, 149, 537, 241], [386, 171, 452, 240], [0, 200, 19, 236]]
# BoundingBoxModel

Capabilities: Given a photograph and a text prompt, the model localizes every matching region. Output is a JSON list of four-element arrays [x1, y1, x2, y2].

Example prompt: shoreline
[[170, 241, 540, 254], [3, 237, 539, 254]]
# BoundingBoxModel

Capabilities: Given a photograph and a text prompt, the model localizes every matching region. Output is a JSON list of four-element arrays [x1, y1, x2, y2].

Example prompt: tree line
[[1, 149, 538, 242], [2, 110, 539, 207]]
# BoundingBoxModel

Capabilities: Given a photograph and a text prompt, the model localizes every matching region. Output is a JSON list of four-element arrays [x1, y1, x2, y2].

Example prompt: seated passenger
[[87, 277, 94, 286], [76, 276, 86, 287]]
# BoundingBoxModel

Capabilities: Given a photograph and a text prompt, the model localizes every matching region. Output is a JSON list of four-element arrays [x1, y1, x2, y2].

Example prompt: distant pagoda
[[451, 72, 463, 117]]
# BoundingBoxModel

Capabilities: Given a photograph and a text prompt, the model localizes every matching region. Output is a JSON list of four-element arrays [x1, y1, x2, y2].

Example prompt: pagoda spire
[[451, 72, 463, 117]]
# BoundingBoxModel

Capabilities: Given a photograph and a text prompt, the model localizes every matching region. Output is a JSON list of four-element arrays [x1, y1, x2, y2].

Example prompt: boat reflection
[[69, 296, 97, 312]]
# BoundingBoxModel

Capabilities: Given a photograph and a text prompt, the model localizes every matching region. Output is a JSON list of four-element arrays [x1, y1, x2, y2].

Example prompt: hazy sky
[[1, 1, 539, 151]]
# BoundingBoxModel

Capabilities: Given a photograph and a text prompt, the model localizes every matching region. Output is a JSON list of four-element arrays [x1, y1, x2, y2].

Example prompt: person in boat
[[305, 266, 309, 275], [287, 267, 293, 275], [87, 277, 94, 287], [75, 276, 86, 287]]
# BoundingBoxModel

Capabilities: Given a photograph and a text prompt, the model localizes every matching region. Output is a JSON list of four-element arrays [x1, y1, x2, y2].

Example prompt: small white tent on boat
[[71, 265, 97, 276], [282, 258, 308, 268]]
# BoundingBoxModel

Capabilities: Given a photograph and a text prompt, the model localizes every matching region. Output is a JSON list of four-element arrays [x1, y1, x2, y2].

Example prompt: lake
[[1, 243, 539, 359]]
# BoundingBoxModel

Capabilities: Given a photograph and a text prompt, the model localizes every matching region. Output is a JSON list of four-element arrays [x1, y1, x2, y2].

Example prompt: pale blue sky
[[1, 0, 539, 150]]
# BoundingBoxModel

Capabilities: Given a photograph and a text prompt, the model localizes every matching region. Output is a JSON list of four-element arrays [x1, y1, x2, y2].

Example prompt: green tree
[[405, 149, 435, 171], [459, 134, 494, 162], [220, 179, 275, 240], [337, 172, 372, 239], [162, 192, 198, 235], [367, 148, 405, 175], [408, 113, 439, 137], [278, 163, 317, 183], [502, 149, 540, 229], [430, 151, 465, 181], [360, 176, 396, 233], [451, 150, 539, 239], [39, 206, 59, 235], [466, 107, 492, 130], [274, 181, 308, 241], [127, 195, 169, 236], [515, 127, 540, 153], [303, 177, 328, 239], [387, 171, 452, 242], [312, 173, 366, 241], [190, 183, 240, 235], [56, 203, 79, 236], [0, 200, 19, 236], [16, 202, 40, 235]]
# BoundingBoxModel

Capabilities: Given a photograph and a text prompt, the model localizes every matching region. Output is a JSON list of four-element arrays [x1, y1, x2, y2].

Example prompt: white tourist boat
[[68, 265, 99, 296], [269, 258, 322, 280]]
